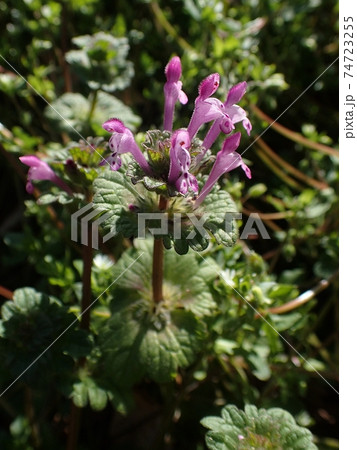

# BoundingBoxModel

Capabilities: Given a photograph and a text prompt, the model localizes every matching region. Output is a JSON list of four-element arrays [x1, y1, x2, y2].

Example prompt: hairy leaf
[[201, 404, 318, 449]]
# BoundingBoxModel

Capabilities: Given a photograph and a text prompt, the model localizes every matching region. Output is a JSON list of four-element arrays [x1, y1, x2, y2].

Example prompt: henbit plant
[[11, 54, 328, 449], [0, 1, 339, 447], [19, 54, 253, 367], [93, 56, 251, 258]]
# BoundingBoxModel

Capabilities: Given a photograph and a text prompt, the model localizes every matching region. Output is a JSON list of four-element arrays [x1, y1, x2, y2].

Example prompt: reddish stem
[[152, 196, 168, 303]]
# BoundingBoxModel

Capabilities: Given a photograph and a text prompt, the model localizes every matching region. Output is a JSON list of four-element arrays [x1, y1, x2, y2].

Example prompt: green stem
[[87, 90, 98, 124], [152, 196, 168, 304], [80, 222, 93, 331], [152, 238, 164, 303], [149, 2, 194, 53]]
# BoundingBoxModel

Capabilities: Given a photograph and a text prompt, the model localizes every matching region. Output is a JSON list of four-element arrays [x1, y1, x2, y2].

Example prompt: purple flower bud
[[102, 118, 152, 175], [165, 56, 182, 82], [195, 133, 251, 207], [163, 57, 188, 132], [198, 73, 220, 100], [19, 155, 72, 195]]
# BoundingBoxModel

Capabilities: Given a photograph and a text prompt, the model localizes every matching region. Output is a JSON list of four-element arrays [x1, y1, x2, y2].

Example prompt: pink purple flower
[[186, 73, 223, 140], [202, 81, 251, 149], [19, 155, 72, 195], [168, 129, 198, 194], [101, 56, 252, 200], [163, 56, 188, 132], [101, 118, 152, 174], [195, 133, 251, 207]]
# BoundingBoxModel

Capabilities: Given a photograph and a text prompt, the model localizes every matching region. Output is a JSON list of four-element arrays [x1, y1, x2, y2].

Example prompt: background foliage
[[0, 0, 338, 449]]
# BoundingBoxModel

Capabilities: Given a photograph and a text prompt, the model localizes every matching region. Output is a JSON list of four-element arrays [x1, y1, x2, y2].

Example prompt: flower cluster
[[102, 56, 251, 207], [18, 57, 251, 207]]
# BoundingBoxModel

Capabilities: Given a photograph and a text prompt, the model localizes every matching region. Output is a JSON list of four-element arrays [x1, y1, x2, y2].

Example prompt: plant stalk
[[80, 222, 93, 331], [152, 196, 168, 303], [250, 104, 339, 158], [87, 90, 98, 124]]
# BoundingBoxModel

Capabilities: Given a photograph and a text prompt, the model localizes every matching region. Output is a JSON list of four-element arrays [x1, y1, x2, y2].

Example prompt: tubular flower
[[101, 118, 152, 175], [101, 56, 251, 201], [186, 73, 223, 140], [168, 129, 198, 195], [198, 82, 252, 162], [195, 133, 251, 207], [19, 155, 72, 195], [163, 56, 188, 132]]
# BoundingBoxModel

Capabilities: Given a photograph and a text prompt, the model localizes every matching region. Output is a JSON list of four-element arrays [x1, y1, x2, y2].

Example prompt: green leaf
[[65, 32, 134, 92], [247, 183, 268, 198], [98, 240, 216, 384], [45, 93, 90, 137], [72, 381, 88, 408], [72, 376, 108, 411], [99, 299, 146, 386], [247, 352, 271, 381], [112, 239, 218, 316], [199, 185, 239, 246], [201, 404, 318, 450], [87, 381, 108, 411], [139, 309, 206, 382], [92, 91, 141, 134], [93, 170, 239, 252], [45, 91, 140, 138], [93, 169, 141, 237], [100, 296, 206, 385], [0, 288, 91, 386]]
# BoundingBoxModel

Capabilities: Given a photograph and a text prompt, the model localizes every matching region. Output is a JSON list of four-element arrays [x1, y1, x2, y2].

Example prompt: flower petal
[[225, 82, 247, 107], [242, 117, 252, 136], [195, 133, 250, 207], [102, 118, 126, 133], [198, 73, 220, 101], [165, 56, 182, 82]]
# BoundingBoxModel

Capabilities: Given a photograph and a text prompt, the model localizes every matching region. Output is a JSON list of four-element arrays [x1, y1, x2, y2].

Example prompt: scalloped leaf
[[93, 171, 239, 252], [93, 169, 141, 237], [112, 239, 219, 316], [100, 296, 206, 385], [45, 92, 140, 138], [201, 404, 318, 450], [200, 186, 239, 247], [0, 288, 92, 386], [72, 376, 107, 411], [65, 33, 134, 92]]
